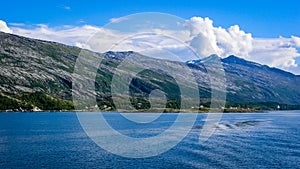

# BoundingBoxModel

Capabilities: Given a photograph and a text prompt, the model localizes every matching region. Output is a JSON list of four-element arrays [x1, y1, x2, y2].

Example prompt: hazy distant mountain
[[0, 31, 299, 111]]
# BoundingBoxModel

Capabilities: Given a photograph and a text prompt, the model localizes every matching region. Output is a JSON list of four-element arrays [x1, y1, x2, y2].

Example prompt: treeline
[[0, 95, 32, 110], [0, 92, 74, 111], [1, 92, 300, 112]]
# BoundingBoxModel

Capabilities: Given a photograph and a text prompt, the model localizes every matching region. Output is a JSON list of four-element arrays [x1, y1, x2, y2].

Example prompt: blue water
[[0, 111, 299, 168]]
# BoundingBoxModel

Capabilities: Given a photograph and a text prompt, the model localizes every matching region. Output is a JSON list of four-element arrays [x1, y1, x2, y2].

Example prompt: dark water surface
[[0, 111, 299, 168]]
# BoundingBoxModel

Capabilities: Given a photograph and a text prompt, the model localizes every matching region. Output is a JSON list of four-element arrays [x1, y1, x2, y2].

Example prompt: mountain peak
[[1, 32, 300, 108], [222, 55, 262, 67], [201, 54, 221, 62], [223, 55, 247, 62], [105, 51, 135, 60]]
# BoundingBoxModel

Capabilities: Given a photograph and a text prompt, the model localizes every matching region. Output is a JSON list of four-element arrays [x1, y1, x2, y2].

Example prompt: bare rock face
[[0, 31, 300, 111]]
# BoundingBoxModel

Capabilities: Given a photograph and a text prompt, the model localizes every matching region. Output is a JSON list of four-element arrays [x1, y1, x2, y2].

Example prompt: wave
[[193, 120, 262, 130]]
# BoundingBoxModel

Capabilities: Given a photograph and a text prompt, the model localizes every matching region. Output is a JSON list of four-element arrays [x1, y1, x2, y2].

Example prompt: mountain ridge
[[0, 31, 300, 111]]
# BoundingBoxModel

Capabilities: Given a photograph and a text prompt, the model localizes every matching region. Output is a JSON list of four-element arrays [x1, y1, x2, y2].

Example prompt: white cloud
[[250, 37, 300, 69], [8, 23, 26, 27], [110, 17, 128, 23], [0, 20, 13, 33], [2, 17, 300, 74], [64, 6, 71, 11], [292, 36, 300, 48], [11, 24, 112, 52], [186, 17, 253, 58], [185, 17, 299, 73]]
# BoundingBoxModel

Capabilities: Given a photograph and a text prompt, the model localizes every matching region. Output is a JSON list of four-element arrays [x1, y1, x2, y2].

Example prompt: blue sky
[[1, 0, 300, 74], [1, 0, 299, 38]]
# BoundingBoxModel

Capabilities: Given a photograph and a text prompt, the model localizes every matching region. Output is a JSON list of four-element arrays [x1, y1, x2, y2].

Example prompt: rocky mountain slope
[[0, 31, 299, 111], [186, 55, 300, 104]]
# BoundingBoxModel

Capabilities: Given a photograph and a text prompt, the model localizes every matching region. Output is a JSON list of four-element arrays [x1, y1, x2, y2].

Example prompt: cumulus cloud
[[2, 17, 300, 74], [292, 36, 300, 48], [185, 17, 299, 73], [186, 17, 253, 58], [187, 17, 221, 57], [250, 37, 300, 69], [0, 20, 13, 33]]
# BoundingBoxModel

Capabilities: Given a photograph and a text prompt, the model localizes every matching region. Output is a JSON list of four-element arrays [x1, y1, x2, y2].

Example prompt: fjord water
[[0, 111, 299, 168]]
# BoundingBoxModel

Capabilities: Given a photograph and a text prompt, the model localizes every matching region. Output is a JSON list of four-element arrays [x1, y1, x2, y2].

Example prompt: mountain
[[221, 55, 300, 104], [0, 31, 300, 111], [187, 55, 300, 103]]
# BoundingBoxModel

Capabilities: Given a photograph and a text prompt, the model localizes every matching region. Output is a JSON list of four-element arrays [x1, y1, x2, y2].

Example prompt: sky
[[0, 0, 300, 74]]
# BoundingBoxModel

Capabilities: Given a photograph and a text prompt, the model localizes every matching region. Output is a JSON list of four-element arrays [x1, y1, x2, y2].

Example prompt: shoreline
[[0, 108, 262, 113], [1, 109, 294, 113]]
